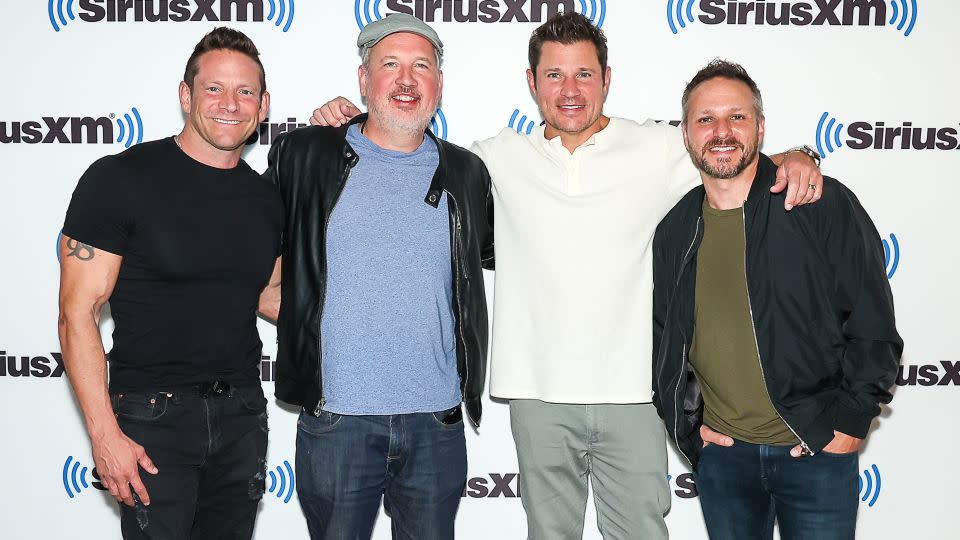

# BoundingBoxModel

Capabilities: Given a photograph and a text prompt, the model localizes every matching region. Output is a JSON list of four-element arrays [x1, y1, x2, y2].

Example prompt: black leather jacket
[[265, 115, 494, 425], [652, 154, 902, 468]]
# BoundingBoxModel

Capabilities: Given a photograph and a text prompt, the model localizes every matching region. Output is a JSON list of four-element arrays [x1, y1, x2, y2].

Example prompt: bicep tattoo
[[66, 239, 95, 261]]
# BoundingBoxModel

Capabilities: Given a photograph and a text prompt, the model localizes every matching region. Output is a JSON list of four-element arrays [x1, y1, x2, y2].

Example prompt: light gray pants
[[509, 400, 670, 540]]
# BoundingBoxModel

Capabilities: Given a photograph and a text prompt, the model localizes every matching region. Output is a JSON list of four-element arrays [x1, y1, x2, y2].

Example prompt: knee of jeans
[[248, 456, 267, 500]]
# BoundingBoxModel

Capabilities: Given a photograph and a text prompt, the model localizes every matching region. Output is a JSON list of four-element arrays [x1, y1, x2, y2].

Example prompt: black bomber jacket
[[652, 154, 903, 468], [264, 114, 495, 425]]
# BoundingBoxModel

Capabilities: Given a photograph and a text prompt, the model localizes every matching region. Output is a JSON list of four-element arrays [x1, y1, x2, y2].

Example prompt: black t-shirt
[[63, 137, 283, 392]]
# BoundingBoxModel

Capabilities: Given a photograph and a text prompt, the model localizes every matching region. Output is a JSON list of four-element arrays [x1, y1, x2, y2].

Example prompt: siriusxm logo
[[64, 455, 297, 502], [267, 460, 296, 503], [815, 112, 960, 157], [882, 233, 899, 279], [462, 472, 520, 498], [897, 361, 960, 386], [668, 0, 917, 36], [1, 350, 65, 378], [48, 0, 295, 32], [246, 117, 308, 146], [356, 0, 606, 29], [859, 464, 881, 507], [1, 107, 143, 148]]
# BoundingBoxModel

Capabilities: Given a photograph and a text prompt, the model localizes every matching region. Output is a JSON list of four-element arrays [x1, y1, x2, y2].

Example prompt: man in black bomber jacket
[[652, 60, 902, 539]]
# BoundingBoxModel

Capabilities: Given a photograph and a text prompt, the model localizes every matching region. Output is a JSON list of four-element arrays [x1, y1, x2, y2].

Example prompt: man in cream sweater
[[311, 12, 822, 540]]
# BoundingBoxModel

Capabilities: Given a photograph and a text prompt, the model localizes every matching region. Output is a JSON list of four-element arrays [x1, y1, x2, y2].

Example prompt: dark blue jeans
[[694, 441, 858, 540], [112, 384, 268, 540], [295, 406, 467, 540]]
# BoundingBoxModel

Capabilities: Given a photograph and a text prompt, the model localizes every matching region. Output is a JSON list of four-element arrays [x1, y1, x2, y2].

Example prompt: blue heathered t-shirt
[[320, 124, 461, 415]]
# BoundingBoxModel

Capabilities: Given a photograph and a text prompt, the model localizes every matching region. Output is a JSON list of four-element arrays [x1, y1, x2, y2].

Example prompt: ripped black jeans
[[111, 383, 268, 540]]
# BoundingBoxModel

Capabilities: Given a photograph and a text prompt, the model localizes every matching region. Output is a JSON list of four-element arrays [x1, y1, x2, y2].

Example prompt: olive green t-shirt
[[690, 200, 798, 445]]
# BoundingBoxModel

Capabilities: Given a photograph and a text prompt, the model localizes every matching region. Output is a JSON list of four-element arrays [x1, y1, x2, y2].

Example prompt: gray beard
[[367, 99, 433, 138]]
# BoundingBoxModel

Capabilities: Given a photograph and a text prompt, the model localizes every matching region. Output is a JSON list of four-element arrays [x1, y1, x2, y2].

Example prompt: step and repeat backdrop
[[1, 1, 955, 538]]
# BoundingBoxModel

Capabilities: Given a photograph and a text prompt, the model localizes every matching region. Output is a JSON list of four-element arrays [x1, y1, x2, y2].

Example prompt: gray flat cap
[[357, 13, 443, 56]]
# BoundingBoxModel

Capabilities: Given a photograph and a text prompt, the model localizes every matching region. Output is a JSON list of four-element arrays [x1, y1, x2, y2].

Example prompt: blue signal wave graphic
[[115, 107, 144, 148], [508, 109, 536, 135], [889, 0, 918, 37], [858, 464, 882, 507], [266, 0, 296, 32], [355, 0, 385, 29], [62, 456, 90, 498], [667, 0, 696, 34], [815, 112, 844, 158], [882, 234, 899, 279], [267, 460, 296, 503], [430, 109, 448, 140], [577, 0, 607, 28], [48, 0, 77, 32]]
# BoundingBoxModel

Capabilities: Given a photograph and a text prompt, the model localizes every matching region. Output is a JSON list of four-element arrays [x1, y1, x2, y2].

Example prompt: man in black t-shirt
[[58, 28, 282, 539]]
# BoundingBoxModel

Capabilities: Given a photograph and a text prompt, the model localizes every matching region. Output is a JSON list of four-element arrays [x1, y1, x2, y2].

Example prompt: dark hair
[[183, 27, 266, 94], [682, 59, 763, 123], [528, 11, 608, 81]]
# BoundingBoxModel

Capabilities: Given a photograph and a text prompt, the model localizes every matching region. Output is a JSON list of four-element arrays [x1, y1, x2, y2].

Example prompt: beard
[[690, 136, 760, 179], [542, 100, 603, 136], [367, 89, 436, 137]]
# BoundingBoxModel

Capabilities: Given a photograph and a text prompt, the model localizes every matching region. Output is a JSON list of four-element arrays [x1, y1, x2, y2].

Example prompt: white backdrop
[[1, 1, 956, 538]]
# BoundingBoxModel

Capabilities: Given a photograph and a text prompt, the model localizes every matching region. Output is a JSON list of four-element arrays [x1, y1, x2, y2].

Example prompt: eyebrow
[[379, 55, 434, 64], [543, 66, 597, 72]]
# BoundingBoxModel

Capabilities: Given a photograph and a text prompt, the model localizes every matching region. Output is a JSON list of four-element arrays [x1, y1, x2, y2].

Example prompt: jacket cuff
[[834, 403, 875, 439]]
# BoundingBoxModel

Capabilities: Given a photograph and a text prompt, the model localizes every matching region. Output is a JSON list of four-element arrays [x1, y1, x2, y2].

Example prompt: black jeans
[[112, 383, 268, 540]]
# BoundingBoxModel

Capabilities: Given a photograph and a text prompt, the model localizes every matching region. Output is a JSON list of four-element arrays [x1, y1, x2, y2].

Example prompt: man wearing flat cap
[[258, 13, 494, 539]]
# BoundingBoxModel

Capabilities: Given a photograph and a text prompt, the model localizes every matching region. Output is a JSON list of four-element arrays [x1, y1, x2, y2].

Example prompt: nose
[[713, 117, 732, 137], [396, 65, 417, 88], [560, 75, 579, 98], [221, 90, 239, 113]]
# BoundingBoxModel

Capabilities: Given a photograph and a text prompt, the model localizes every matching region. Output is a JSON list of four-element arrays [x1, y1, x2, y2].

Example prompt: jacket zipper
[[672, 217, 701, 468], [314, 167, 353, 416], [444, 190, 475, 427], [741, 207, 811, 454]]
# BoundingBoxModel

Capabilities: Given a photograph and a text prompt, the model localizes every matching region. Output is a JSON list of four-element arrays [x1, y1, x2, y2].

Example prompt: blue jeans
[[295, 406, 467, 540], [694, 441, 858, 540]]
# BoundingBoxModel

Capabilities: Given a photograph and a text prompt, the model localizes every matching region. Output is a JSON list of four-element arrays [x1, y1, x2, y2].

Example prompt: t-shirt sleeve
[[62, 156, 133, 256]]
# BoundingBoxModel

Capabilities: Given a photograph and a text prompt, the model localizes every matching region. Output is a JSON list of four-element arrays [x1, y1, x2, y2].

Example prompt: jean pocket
[[112, 392, 169, 422], [430, 405, 463, 428], [297, 409, 344, 435], [819, 449, 858, 458]]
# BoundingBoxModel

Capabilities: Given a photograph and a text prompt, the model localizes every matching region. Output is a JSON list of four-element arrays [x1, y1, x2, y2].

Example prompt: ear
[[178, 81, 191, 114], [358, 64, 368, 100], [526, 68, 537, 96], [437, 69, 444, 103], [258, 91, 271, 123], [602, 65, 612, 97], [681, 121, 690, 150], [757, 115, 766, 146]]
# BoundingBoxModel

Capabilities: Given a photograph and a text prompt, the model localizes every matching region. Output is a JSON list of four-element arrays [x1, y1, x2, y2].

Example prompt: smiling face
[[178, 49, 269, 154], [527, 40, 610, 140], [359, 32, 442, 137], [682, 76, 765, 180]]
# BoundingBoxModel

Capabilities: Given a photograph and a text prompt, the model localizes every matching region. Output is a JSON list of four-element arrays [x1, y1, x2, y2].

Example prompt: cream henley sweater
[[471, 118, 699, 404]]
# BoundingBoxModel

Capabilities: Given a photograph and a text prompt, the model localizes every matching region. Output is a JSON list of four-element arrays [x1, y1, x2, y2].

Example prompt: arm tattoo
[[66, 239, 95, 261]]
